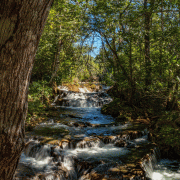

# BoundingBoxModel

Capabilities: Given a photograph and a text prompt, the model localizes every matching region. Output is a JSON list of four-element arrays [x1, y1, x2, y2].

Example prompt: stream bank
[[101, 85, 180, 179], [101, 85, 180, 161]]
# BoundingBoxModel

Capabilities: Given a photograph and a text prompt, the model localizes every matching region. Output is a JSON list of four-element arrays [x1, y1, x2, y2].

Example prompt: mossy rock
[[89, 84, 96, 89], [40, 137, 61, 145], [34, 126, 69, 137]]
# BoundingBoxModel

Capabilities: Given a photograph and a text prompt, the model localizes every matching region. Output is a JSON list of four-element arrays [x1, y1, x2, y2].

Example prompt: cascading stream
[[14, 85, 180, 180], [52, 85, 113, 108]]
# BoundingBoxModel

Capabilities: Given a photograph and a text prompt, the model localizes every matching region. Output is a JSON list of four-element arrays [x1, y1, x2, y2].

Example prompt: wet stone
[[114, 140, 128, 147]]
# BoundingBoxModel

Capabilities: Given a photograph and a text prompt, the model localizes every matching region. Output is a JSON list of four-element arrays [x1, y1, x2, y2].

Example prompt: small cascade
[[53, 85, 112, 108], [15, 128, 155, 179], [61, 92, 112, 107], [61, 156, 78, 180], [142, 147, 180, 179], [79, 87, 90, 93], [24, 141, 51, 161], [64, 143, 130, 161], [17, 141, 78, 180], [141, 147, 161, 179]]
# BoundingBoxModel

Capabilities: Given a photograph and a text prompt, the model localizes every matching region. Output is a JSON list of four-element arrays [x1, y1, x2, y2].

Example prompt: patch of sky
[[74, 32, 102, 58]]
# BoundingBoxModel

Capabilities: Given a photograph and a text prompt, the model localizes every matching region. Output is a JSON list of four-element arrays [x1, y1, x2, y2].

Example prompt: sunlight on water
[[134, 135, 148, 144], [151, 171, 180, 180], [62, 156, 74, 171], [152, 172, 163, 180], [79, 87, 90, 93], [57, 107, 116, 125], [57, 86, 69, 91], [55, 87, 113, 108], [19, 85, 175, 179], [64, 144, 129, 160]]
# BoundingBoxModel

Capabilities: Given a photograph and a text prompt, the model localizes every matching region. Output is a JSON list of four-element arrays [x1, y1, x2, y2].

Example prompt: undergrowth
[[26, 81, 53, 130]]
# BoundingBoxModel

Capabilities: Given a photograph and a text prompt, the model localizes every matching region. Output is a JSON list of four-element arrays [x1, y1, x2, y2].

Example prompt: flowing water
[[142, 148, 180, 180], [150, 159, 180, 180], [14, 86, 180, 180]]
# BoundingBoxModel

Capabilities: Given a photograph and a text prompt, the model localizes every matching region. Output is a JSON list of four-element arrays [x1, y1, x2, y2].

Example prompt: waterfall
[[141, 148, 161, 178], [142, 147, 180, 180], [53, 86, 112, 108], [16, 128, 155, 179]]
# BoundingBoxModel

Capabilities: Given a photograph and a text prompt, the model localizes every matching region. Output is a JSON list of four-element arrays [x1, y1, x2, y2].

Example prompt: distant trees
[[29, 0, 180, 104], [32, 0, 100, 84], [79, 0, 180, 105]]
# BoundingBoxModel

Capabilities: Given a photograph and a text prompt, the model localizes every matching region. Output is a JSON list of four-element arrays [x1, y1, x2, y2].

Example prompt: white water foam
[[57, 86, 69, 91], [55, 87, 112, 108], [151, 159, 180, 180], [142, 148, 180, 180], [79, 87, 90, 93], [134, 135, 148, 144], [19, 153, 53, 171], [64, 144, 129, 161]]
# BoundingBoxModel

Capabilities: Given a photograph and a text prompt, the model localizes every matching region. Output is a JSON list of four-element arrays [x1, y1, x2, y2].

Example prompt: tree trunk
[[159, 0, 164, 76], [0, 0, 53, 179], [49, 25, 63, 84], [49, 39, 63, 84], [144, 0, 151, 88], [129, 36, 135, 105]]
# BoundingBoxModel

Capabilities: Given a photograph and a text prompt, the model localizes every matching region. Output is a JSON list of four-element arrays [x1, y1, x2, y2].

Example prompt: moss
[[121, 143, 156, 164], [62, 83, 80, 92], [116, 115, 128, 123], [27, 81, 53, 128], [34, 126, 69, 137], [40, 137, 61, 145], [89, 84, 96, 89]]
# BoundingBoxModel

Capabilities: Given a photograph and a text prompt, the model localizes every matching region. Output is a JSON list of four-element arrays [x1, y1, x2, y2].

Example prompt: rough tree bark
[[0, 0, 53, 179]]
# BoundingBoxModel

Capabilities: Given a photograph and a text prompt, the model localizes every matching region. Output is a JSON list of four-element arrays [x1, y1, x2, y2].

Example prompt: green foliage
[[150, 111, 180, 158], [101, 98, 134, 118], [29, 81, 52, 98], [159, 126, 180, 146], [27, 81, 53, 125], [80, 0, 180, 99], [32, 0, 101, 84]]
